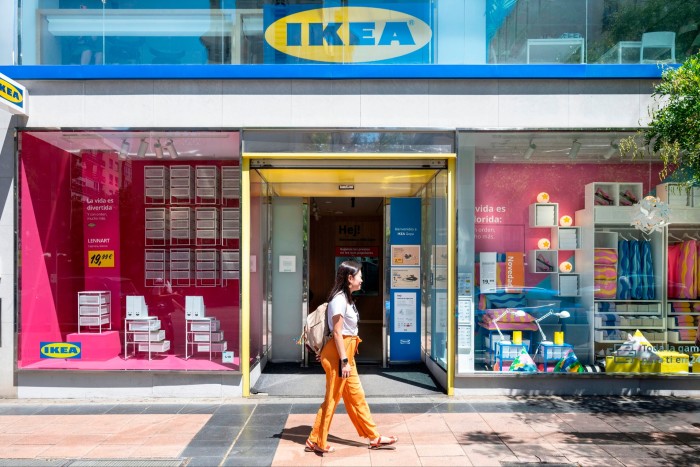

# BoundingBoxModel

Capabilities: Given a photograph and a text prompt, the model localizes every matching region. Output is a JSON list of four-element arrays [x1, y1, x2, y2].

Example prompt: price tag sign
[[88, 250, 115, 268]]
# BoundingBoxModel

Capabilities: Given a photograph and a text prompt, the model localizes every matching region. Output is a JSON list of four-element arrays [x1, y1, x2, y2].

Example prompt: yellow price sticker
[[88, 250, 115, 268]]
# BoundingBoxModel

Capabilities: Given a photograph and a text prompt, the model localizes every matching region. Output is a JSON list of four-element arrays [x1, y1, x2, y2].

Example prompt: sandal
[[305, 439, 335, 454], [369, 435, 399, 449]]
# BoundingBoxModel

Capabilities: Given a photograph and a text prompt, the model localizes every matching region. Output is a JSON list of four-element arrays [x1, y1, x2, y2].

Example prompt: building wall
[[2, 77, 660, 397], [0, 111, 16, 398]]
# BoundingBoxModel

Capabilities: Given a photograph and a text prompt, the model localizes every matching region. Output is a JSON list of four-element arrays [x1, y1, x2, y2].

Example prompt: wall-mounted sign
[[339, 184, 354, 190], [263, 5, 432, 64], [279, 255, 296, 273], [0, 72, 27, 116]]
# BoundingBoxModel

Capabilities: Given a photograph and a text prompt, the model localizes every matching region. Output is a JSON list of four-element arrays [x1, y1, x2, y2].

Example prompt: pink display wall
[[474, 162, 664, 289], [19, 133, 241, 370]]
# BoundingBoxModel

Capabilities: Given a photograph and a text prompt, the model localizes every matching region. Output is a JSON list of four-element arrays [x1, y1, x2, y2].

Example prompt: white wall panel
[[154, 80, 224, 127], [83, 81, 155, 128], [18, 78, 657, 130], [291, 81, 362, 127], [359, 80, 430, 127]]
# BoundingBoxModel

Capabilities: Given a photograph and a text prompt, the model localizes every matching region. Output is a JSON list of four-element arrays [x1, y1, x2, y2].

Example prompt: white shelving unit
[[221, 207, 240, 247], [221, 166, 240, 206], [195, 166, 218, 205], [170, 248, 194, 287], [145, 207, 168, 246], [529, 203, 558, 227], [576, 181, 664, 365], [195, 249, 219, 287], [221, 249, 240, 286], [195, 207, 219, 246], [667, 301, 700, 345], [184, 296, 227, 360], [170, 207, 194, 246], [528, 205, 580, 296], [124, 296, 170, 360], [144, 166, 169, 205], [144, 249, 168, 287], [170, 165, 194, 205], [77, 291, 111, 333]]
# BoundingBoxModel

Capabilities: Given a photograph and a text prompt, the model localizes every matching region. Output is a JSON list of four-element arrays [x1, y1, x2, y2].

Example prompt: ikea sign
[[40, 342, 82, 359], [0, 72, 27, 116], [264, 5, 432, 64]]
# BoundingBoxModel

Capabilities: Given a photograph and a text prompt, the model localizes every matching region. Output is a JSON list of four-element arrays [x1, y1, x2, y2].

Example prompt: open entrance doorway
[[245, 158, 455, 397], [240, 132, 456, 398]]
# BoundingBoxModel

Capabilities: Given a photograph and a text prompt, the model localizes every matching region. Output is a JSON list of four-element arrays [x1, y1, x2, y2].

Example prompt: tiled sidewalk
[[0, 397, 698, 466]]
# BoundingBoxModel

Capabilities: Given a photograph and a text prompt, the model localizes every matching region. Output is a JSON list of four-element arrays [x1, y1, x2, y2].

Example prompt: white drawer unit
[[144, 166, 169, 205], [221, 208, 240, 246], [77, 291, 111, 333], [196, 249, 219, 287], [195, 207, 219, 246], [221, 166, 240, 204], [145, 207, 168, 246], [124, 316, 171, 360], [221, 249, 240, 286], [185, 312, 228, 361], [170, 248, 193, 287], [128, 319, 161, 331], [196, 165, 219, 205], [145, 249, 168, 287], [170, 165, 194, 204], [137, 340, 171, 353], [132, 330, 166, 342], [169, 207, 193, 245]]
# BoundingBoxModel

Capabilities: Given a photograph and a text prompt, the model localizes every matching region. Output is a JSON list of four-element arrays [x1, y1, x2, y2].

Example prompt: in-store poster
[[81, 152, 121, 325], [389, 197, 421, 361]]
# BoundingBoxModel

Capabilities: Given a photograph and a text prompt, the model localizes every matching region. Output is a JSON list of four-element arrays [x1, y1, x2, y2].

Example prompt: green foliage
[[620, 53, 700, 187]]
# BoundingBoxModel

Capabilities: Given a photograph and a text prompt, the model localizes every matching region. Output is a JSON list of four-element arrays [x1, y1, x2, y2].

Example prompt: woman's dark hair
[[327, 260, 361, 304]]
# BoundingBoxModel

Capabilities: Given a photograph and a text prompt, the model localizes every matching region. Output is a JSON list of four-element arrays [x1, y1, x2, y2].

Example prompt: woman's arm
[[332, 313, 352, 378]]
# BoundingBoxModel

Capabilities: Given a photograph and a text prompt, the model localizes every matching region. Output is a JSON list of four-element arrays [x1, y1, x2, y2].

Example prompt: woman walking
[[306, 260, 398, 454]]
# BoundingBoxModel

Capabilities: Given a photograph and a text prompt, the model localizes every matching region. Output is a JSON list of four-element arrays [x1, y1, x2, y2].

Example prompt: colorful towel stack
[[671, 315, 696, 327], [676, 329, 698, 341], [668, 240, 698, 299], [672, 302, 693, 313], [594, 248, 618, 299]]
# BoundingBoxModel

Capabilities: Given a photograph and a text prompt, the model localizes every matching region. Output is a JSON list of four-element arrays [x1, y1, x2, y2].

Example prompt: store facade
[[1, 0, 699, 398]]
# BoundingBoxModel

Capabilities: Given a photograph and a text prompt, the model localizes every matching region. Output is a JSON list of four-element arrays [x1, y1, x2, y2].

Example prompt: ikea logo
[[264, 6, 432, 63], [40, 342, 82, 359], [0, 78, 23, 105]]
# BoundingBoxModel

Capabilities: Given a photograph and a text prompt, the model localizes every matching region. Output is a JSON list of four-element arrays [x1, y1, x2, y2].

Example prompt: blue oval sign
[[264, 6, 432, 63], [40, 342, 82, 359]]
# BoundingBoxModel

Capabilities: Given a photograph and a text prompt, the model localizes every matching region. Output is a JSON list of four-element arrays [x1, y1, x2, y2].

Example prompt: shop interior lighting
[[153, 140, 163, 159], [137, 138, 148, 158], [568, 140, 581, 159], [523, 141, 536, 160], [493, 309, 527, 342], [604, 141, 619, 160], [535, 309, 570, 344], [166, 139, 178, 159], [118, 139, 130, 159]]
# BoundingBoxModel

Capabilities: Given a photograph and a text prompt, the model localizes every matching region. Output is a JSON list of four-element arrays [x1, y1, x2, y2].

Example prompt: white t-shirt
[[327, 293, 359, 336]]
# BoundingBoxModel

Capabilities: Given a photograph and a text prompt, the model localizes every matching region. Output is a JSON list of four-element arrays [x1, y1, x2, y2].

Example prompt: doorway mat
[[251, 362, 443, 397]]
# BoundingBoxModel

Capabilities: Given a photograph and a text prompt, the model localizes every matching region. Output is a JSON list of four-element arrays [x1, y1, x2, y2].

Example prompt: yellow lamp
[[537, 192, 550, 203], [538, 238, 551, 250], [559, 261, 573, 273], [559, 215, 573, 227]]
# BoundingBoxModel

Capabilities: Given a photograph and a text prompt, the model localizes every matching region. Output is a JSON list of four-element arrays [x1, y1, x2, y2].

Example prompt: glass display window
[[18, 131, 243, 371]]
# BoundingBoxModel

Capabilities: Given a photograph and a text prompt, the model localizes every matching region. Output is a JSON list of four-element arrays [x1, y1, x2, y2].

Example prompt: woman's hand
[[341, 361, 352, 378]]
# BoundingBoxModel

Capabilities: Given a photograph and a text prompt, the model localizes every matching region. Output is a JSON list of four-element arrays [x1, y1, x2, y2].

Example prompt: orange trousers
[[308, 335, 380, 450]]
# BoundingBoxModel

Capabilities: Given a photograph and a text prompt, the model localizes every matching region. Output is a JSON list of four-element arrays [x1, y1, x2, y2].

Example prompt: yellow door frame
[[240, 152, 456, 397]]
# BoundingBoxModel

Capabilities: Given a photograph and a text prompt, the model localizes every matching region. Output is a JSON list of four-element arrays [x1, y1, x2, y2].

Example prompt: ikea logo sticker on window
[[40, 342, 82, 359], [263, 5, 432, 63]]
